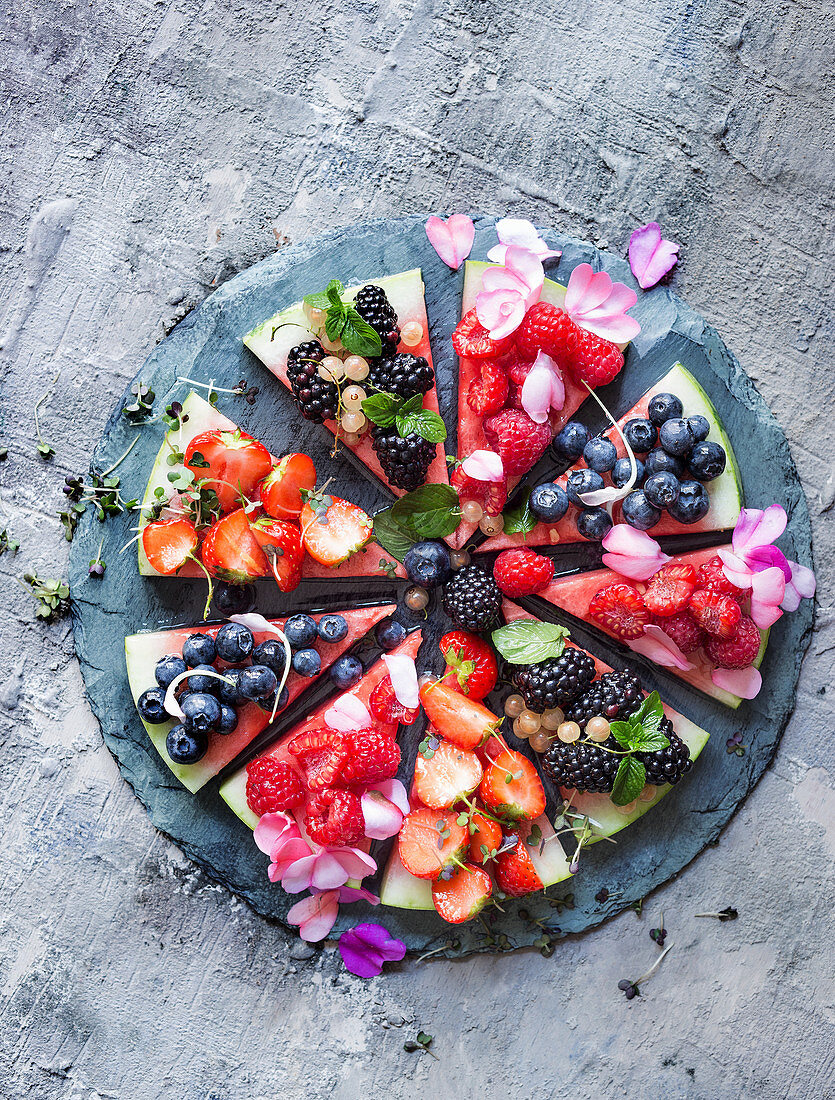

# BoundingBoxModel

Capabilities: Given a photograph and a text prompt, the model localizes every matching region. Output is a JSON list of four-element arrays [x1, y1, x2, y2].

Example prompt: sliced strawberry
[[185, 429, 272, 513], [494, 836, 544, 897], [368, 676, 419, 725], [689, 588, 742, 639], [201, 508, 270, 583], [432, 863, 493, 923], [260, 453, 317, 519], [466, 359, 509, 415], [450, 464, 508, 517], [300, 493, 373, 566], [287, 728, 349, 791], [414, 739, 483, 809], [418, 680, 501, 750], [479, 749, 546, 822], [439, 631, 498, 701], [142, 517, 198, 575], [468, 811, 503, 864], [248, 512, 304, 592], [452, 308, 514, 360], [398, 807, 468, 881], [588, 583, 650, 641], [643, 563, 697, 617]]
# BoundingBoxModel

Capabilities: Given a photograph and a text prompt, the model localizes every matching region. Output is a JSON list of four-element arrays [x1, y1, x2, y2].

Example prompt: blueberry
[[137, 687, 168, 724], [687, 440, 726, 482], [317, 614, 349, 643], [330, 654, 364, 690], [256, 685, 290, 714], [213, 582, 256, 616], [182, 632, 217, 668], [404, 541, 451, 588], [155, 654, 187, 690], [292, 648, 322, 677], [647, 392, 683, 426], [251, 639, 287, 676], [215, 622, 254, 663], [284, 614, 318, 649], [621, 490, 662, 531], [644, 471, 681, 510], [238, 664, 279, 700], [217, 704, 239, 734], [576, 507, 613, 541], [583, 436, 618, 473], [623, 417, 658, 453], [376, 620, 406, 651], [217, 668, 241, 706], [530, 482, 569, 523], [180, 692, 222, 734], [566, 469, 605, 507], [668, 480, 710, 524], [612, 457, 645, 488], [552, 421, 590, 459], [644, 448, 685, 479], [658, 417, 695, 456], [186, 664, 220, 694], [687, 415, 710, 442], [166, 724, 208, 765]]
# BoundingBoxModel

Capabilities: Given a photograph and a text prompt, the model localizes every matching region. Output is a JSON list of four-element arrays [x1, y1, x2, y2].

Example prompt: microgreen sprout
[[20, 573, 70, 622], [649, 912, 667, 946], [88, 539, 106, 577], [0, 529, 20, 556], [122, 381, 156, 421], [726, 732, 746, 756], [403, 1032, 437, 1059], [33, 372, 60, 459], [617, 941, 673, 1000], [695, 906, 738, 922]]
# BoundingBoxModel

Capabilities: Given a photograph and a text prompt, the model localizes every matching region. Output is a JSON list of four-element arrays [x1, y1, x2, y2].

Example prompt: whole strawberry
[[483, 410, 551, 477], [493, 548, 555, 597], [439, 630, 498, 700], [245, 758, 305, 816]]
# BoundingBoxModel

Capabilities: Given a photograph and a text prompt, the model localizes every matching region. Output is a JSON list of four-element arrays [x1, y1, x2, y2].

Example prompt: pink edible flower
[[287, 884, 380, 943], [601, 525, 671, 581], [338, 922, 406, 978], [361, 778, 410, 841], [520, 351, 565, 424], [782, 559, 816, 612], [461, 449, 504, 482], [627, 624, 693, 671], [487, 218, 561, 264], [382, 653, 419, 708], [280, 846, 377, 895], [628, 223, 680, 289], [425, 214, 474, 270], [563, 264, 640, 344], [476, 246, 544, 339], [711, 666, 763, 700]]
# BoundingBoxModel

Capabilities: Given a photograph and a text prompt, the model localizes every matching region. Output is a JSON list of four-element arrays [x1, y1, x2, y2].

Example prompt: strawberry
[[432, 864, 492, 923], [201, 508, 270, 583], [184, 429, 272, 513], [515, 302, 577, 367], [300, 492, 373, 566], [588, 583, 650, 640], [141, 517, 198, 575], [341, 727, 401, 785], [439, 631, 498, 700], [650, 611, 706, 654], [450, 464, 508, 517], [696, 555, 746, 601], [468, 811, 503, 864], [479, 749, 546, 821], [418, 680, 501, 750], [493, 548, 555, 598], [260, 453, 317, 519], [245, 758, 305, 816], [305, 788, 365, 847], [466, 358, 509, 416], [369, 676, 419, 725], [414, 739, 483, 809], [569, 328, 624, 388], [705, 615, 761, 668], [398, 807, 468, 880], [689, 588, 742, 639], [643, 563, 697, 617], [483, 409, 552, 477], [494, 836, 544, 897], [287, 728, 350, 791], [248, 512, 304, 592], [452, 308, 514, 360]]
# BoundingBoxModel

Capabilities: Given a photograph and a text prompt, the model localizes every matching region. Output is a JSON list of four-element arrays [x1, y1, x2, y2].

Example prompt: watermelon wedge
[[136, 391, 405, 580], [480, 362, 742, 552], [243, 269, 450, 497], [527, 546, 768, 708], [502, 600, 710, 842], [125, 603, 396, 792]]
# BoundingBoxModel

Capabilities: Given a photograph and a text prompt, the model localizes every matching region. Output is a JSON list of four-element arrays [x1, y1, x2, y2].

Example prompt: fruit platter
[[69, 216, 814, 959]]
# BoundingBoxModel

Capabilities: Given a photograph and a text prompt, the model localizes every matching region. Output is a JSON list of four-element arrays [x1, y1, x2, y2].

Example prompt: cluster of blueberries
[[136, 615, 408, 766], [527, 392, 727, 540]]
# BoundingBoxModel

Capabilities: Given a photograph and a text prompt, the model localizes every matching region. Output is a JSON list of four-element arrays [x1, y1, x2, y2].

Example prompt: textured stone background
[[1, 1, 833, 1097]]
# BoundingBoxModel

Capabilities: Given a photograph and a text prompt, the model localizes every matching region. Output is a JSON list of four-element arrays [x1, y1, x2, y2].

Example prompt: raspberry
[[245, 758, 305, 816], [650, 611, 706, 654], [305, 788, 365, 847], [689, 588, 742, 639], [450, 465, 508, 516], [452, 309, 514, 359], [588, 583, 650, 641], [515, 302, 577, 366], [696, 555, 746, 600], [466, 359, 509, 415], [341, 727, 401, 785], [704, 615, 761, 669], [482, 410, 552, 477], [643, 563, 697, 617], [493, 548, 555, 597], [570, 328, 624, 388], [369, 676, 419, 725], [287, 728, 350, 790]]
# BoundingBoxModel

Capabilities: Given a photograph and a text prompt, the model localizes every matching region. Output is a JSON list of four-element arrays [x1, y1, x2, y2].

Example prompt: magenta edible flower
[[628, 222, 680, 289], [338, 922, 406, 977]]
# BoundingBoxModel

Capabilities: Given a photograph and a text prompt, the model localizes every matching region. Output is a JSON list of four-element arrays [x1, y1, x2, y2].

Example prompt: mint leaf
[[491, 620, 570, 665], [325, 307, 347, 343], [609, 720, 634, 749], [397, 407, 447, 443], [373, 509, 414, 562], [611, 755, 646, 806], [503, 489, 537, 537], [391, 484, 461, 539], [630, 729, 671, 754], [303, 279, 344, 311], [631, 691, 664, 731], [362, 392, 399, 428], [341, 310, 382, 357]]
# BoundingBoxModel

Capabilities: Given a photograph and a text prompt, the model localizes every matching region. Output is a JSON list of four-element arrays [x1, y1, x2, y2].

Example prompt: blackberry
[[442, 565, 502, 633], [511, 648, 596, 713], [371, 426, 435, 491], [542, 736, 620, 793], [636, 718, 693, 785], [286, 340, 338, 422], [565, 671, 644, 729], [354, 284, 400, 357], [367, 353, 434, 399]]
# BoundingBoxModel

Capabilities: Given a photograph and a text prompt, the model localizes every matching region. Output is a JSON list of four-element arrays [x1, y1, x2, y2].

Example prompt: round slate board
[[69, 216, 814, 957]]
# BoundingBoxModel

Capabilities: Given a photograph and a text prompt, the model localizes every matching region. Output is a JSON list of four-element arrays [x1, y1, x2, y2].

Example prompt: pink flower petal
[[717, 548, 754, 590], [563, 264, 640, 344], [601, 525, 671, 580], [711, 666, 762, 700], [781, 561, 816, 611], [383, 653, 419, 708], [520, 358, 555, 424], [487, 218, 561, 263], [287, 890, 340, 942], [280, 853, 319, 894], [324, 692, 372, 732], [563, 263, 595, 312], [338, 923, 406, 978], [461, 449, 505, 482], [745, 544, 792, 580], [338, 884, 380, 905], [476, 286, 526, 340], [309, 851, 355, 892], [370, 778, 410, 816], [628, 222, 680, 289], [732, 506, 787, 554], [329, 847, 377, 881], [361, 790, 404, 840], [504, 246, 544, 306], [628, 625, 693, 670], [425, 214, 474, 270], [253, 812, 298, 856], [751, 565, 786, 606]]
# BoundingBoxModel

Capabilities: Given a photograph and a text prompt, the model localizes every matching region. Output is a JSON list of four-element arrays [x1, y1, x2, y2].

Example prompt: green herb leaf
[[361, 392, 400, 428], [341, 310, 382, 358], [502, 489, 537, 537], [630, 691, 664, 735], [490, 620, 570, 665], [611, 755, 646, 806], [609, 720, 634, 749], [630, 729, 671, 754], [303, 279, 344, 311], [391, 484, 461, 540], [372, 508, 414, 562], [396, 407, 447, 443], [324, 307, 347, 343]]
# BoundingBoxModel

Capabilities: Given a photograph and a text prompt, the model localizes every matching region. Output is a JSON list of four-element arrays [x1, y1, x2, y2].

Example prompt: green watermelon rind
[[219, 769, 259, 829]]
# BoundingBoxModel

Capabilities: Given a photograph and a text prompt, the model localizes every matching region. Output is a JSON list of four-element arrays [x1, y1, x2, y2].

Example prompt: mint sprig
[[502, 489, 537, 537], [373, 508, 415, 563], [490, 620, 570, 665], [391, 483, 460, 540], [609, 692, 670, 806], [362, 392, 446, 444], [302, 279, 382, 357]]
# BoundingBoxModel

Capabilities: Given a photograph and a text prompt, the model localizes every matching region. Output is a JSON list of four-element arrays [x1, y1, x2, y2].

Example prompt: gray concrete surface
[[1, 1, 833, 1097]]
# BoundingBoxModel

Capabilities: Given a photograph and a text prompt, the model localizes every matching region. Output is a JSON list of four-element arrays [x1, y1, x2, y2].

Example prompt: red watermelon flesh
[[125, 604, 396, 793]]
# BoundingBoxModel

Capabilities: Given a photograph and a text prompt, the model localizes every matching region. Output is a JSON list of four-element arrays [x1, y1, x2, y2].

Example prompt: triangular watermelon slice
[[528, 546, 768, 709], [125, 603, 396, 792], [502, 600, 711, 842], [480, 362, 742, 552], [243, 269, 450, 497], [136, 391, 405, 580]]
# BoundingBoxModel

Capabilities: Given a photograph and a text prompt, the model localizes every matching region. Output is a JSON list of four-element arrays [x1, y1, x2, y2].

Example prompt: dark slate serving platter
[[69, 216, 814, 957]]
